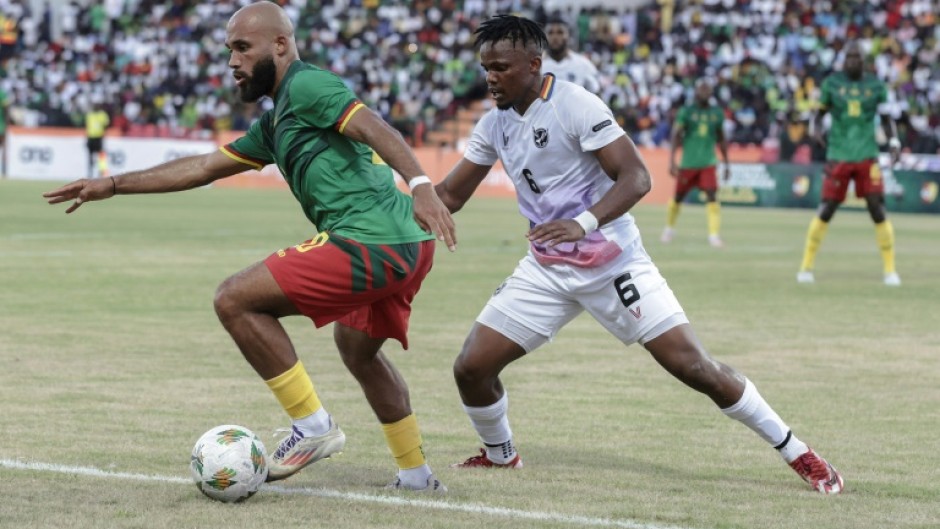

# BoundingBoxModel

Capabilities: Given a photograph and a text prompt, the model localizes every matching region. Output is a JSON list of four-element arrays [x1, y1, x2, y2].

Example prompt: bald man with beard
[[44, 1, 454, 492]]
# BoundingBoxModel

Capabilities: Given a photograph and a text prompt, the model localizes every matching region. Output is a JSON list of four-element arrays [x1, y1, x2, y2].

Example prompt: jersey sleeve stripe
[[539, 74, 556, 100], [219, 145, 265, 170], [335, 100, 365, 133]]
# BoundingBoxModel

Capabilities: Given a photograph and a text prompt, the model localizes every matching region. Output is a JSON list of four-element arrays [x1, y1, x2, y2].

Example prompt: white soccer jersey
[[464, 76, 640, 265], [541, 52, 600, 93]]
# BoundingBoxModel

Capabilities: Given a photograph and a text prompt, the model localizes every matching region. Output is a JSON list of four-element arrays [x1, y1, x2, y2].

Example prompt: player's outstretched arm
[[434, 158, 492, 215], [43, 150, 250, 214], [341, 106, 457, 251], [527, 135, 651, 246]]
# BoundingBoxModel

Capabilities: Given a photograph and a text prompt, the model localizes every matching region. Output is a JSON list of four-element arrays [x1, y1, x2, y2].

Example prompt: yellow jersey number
[[276, 232, 330, 257], [847, 99, 862, 117]]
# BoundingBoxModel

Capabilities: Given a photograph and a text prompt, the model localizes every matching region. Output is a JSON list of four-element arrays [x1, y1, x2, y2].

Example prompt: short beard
[[239, 56, 277, 102]]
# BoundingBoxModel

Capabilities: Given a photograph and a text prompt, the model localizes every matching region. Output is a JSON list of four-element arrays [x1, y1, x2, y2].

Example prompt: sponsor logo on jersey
[[533, 127, 548, 148], [502, 132, 509, 147], [591, 119, 612, 132]]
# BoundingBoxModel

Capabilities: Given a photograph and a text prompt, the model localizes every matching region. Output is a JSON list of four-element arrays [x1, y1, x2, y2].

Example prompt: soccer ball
[[190, 424, 268, 503]]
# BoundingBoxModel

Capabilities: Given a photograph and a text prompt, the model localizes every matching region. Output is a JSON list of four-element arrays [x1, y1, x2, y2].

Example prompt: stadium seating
[[0, 0, 936, 155]]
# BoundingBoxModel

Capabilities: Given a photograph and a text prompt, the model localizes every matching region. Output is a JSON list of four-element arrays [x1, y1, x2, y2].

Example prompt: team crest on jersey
[[533, 127, 549, 148]]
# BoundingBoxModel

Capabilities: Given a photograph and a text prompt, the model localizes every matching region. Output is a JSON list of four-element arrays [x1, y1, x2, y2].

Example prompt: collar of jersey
[[539, 73, 556, 101], [273, 60, 305, 103], [501, 74, 555, 120]]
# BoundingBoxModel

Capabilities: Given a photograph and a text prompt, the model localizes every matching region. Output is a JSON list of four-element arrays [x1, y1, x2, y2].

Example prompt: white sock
[[721, 378, 808, 462], [774, 430, 810, 463], [398, 463, 432, 489], [463, 392, 517, 464], [292, 407, 332, 437]]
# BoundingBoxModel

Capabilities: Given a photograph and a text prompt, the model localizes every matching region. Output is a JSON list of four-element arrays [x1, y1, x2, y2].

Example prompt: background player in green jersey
[[798, 41, 901, 286], [661, 80, 730, 248], [44, 1, 455, 492]]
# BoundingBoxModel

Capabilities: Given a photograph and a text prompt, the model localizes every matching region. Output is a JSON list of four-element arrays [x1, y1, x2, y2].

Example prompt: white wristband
[[408, 175, 432, 190], [573, 210, 599, 234], [888, 137, 901, 149]]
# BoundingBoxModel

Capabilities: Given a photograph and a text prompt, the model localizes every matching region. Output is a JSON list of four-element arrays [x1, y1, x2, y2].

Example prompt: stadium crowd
[[0, 0, 937, 156], [569, 0, 940, 157], [0, 0, 499, 140]]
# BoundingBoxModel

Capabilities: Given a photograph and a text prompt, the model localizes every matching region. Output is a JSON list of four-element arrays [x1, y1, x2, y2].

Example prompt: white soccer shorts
[[477, 238, 689, 353]]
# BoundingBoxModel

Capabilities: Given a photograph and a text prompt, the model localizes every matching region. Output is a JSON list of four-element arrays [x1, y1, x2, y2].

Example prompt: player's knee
[[213, 278, 242, 325], [818, 202, 838, 222], [452, 355, 474, 387], [453, 352, 490, 388], [866, 197, 886, 222]]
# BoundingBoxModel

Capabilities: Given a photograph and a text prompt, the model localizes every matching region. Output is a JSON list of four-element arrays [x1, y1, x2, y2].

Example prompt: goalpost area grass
[[2, 179, 938, 529]]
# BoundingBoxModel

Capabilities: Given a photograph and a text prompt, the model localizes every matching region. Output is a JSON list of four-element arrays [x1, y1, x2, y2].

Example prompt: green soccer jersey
[[222, 61, 432, 245], [676, 104, 724, 169], [820, 73, 887, 162]]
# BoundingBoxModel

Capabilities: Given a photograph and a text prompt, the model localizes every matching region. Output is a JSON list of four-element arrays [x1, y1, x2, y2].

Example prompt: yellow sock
[[800, 217, 829, 272], [706, 201, 721, 237], [874, 220, 896, 275], [264, 360, 322, 419], [381, 414, 426, 470], [666, 199, 680, 228]]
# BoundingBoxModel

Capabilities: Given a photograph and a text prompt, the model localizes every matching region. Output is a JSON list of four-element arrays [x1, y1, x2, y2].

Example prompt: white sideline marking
[[1, 459, 696, 529]]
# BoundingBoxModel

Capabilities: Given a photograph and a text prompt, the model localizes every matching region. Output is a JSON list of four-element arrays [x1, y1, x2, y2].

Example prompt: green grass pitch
[[2, 179, 938, 529]]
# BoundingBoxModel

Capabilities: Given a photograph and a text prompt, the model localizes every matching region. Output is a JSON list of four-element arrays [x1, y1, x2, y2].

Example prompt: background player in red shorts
[[798, 41, 902, 286], [661, 79, 730, 248], [44, 2, 455, 492]]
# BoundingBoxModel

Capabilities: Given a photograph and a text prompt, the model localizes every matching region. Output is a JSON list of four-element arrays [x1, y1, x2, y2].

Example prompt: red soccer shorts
[[264, 233, 435, 349], [675, 166, 717, 197], [821, 159, 883, 202]]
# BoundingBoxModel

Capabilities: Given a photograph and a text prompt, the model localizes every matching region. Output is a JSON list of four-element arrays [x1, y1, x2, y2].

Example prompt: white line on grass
[[1, 459, 697, 529]]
